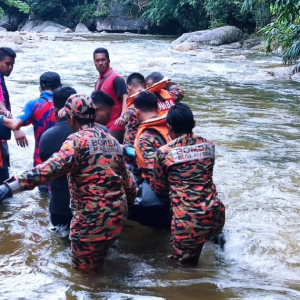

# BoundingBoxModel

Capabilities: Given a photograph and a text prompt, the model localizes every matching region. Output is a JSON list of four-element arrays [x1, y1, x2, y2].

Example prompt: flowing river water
[[0, 33, 299, 300]]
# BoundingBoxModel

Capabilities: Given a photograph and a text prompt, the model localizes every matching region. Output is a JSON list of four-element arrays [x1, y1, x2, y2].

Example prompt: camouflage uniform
[[12, 95, 136, 269], [137, 129, 167, 179], [164, 79, 184, 103], [124, 80, 183, 149], [151, 133, 225, 263]]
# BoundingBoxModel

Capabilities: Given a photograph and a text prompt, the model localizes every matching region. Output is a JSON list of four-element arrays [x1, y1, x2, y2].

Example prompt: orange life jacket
[[135, 116, 170, 179], [125, 79, 175, 115]]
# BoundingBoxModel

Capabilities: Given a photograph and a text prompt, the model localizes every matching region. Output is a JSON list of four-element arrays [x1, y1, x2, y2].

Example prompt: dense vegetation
[[1, 0, 300, 63]]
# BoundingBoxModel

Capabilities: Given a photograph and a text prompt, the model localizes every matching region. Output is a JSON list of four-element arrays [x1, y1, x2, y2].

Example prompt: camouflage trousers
[[171, 200, 225, 264], [71, 238, 116, 270]]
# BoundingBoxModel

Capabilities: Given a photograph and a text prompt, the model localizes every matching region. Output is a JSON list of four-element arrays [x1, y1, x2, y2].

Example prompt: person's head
[[166, 103, 195, 139], [0, 47, 16, 77], [58, 94, 96, 132], [145, 72, 164, 88], [133, 90, 158, 123], [53, 86, 77, 118], [40, 71, 62, 91], [90, 90, 115, 125], [126, 72, 146, 96], [93, 48, 110, 76]]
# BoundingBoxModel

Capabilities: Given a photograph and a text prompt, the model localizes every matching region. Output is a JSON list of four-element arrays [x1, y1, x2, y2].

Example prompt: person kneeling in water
[[151, 103, 225, 265]]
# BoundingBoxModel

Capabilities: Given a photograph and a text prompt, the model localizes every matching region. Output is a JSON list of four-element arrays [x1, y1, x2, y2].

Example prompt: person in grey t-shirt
[[90, 91, 115, 133]]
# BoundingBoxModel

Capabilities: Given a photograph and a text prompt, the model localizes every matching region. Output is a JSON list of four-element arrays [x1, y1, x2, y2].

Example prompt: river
[[0, 33, 299, 300]]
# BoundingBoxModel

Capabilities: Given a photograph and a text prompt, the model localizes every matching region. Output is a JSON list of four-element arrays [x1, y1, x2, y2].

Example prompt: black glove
[[0, 184, 12, 202]]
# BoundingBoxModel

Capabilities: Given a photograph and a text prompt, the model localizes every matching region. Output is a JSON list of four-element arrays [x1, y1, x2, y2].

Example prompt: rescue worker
[[123, 72, 146, 148], [94, 47, 128, 143], [90, 90, 114, 133], [131, 91, 171, 229], [134, 91, 170, 180], [0, 94, 136, 270], [151, 103, 225, 265], [145, 72, 184, 114]]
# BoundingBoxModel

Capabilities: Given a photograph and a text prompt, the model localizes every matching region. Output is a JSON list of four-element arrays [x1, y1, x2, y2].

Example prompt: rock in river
[[171, 26, 242, 49]]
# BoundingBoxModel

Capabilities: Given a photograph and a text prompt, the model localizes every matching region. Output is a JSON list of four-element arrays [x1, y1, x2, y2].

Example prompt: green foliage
[[204, 0, 255, 31], [121, 0, 208, 32], [24, 0, 108, 27], [243, 0, 300, 63], [0, 0, 29, 18]]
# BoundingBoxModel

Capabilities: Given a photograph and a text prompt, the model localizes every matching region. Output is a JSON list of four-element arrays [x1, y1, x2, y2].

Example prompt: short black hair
[[90, 91, 115, 107], [126, 72, 146, 88], [53, 86, 77, 110], [166, 103, 194, 134], [145, 72, 164, 84], [93, 48, 109, 60], [0, 47, 16, 61], [133, 91, 157, 112]]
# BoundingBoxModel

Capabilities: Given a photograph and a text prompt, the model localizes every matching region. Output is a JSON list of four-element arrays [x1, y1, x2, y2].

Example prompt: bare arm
[[115, 94, 128, 127], [0, 102, 12, 118]]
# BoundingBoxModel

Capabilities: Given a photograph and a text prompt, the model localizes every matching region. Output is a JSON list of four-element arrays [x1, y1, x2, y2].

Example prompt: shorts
[[71, 238, 116, 270]]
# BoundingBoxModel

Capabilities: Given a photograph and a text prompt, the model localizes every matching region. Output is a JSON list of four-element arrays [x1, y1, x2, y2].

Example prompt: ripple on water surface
[[0, 34, 299, 300]]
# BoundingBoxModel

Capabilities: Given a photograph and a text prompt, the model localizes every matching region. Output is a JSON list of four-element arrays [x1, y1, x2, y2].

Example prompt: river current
[[0, 33, 299, 300]]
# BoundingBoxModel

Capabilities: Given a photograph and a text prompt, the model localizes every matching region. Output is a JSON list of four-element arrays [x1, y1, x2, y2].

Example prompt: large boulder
[[21, 21, 66, 33], [20, 20, 41, 32], [96, 0, 149, 33], [75, 23, 89, 33], [0, 14, 24, 31], [171, 26, 243, 49]]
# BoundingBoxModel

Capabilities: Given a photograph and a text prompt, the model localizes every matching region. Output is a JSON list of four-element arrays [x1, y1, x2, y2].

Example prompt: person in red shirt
[[94, 48, 128, 143]]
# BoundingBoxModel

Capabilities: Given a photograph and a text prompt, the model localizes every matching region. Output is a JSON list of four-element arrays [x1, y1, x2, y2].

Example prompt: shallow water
[[0, 33, 299, 300]]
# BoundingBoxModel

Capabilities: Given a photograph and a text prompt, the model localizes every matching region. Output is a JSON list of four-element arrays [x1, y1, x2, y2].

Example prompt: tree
[[122, 0, 208, 32], [0, 0, 29, 18], [23, 0, 108, 27], [242, 0, 300, 63]]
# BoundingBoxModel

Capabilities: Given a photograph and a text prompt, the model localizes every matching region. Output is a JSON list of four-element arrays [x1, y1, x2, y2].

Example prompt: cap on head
[[58, 94, 96, 120], [40, 72, 61, 90]]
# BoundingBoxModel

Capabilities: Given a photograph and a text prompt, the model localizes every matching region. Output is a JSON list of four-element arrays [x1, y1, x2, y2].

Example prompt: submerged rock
[[63, 28, 72, 33], [231, 55, 247, 60], [175, 41, 194, 52], [0, 41, 22, 52], [21, 42, 39, 49], [23, 32, 40, 42], [197, 51, 215, 60]]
